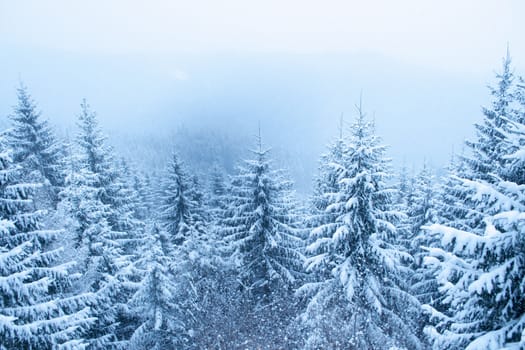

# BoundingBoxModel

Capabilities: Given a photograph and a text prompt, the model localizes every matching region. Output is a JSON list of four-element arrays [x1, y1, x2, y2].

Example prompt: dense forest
[[1, 53, 524, 350]]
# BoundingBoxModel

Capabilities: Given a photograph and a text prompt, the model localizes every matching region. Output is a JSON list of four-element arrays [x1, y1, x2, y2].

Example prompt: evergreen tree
[[130, 169, 152, 222], [434, 152, 468, 227], [0, 136, 94, 349], [392, 163, 415, 262], [311, 122, 347, 216], [223, 132, 305, 301], [110, 159, 146, 237], [206, 162, 228, 220], [395, 161, 414, 208], [407, 163, 438, 244], [75, 100, 145, 256], [405, 163, 440, 332], [7, 83, 64, 205], [306, 120, 350, 286], [58, 100, 145, 348], [424, 53, 525, 349], [153, 155, 226, 348], [298, 105, 423, 350], [217, 132, 305, 348], [503, 77, 525, 184], [464, 50, 517, 182], [129, 226, 193, 350], [424, 176, 525, 349], [516, 74, 525, 125], [76, 100, 125, 230], [158, 153, 205, 246], [58, 158, 125, 348]]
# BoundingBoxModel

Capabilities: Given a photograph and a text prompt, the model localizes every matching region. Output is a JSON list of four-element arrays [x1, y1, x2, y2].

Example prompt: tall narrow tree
[[223, 132, 305, 302], [129, 225, 193, 350], [299, 105, 423, 350], [58, 100, 144, 348], [158, 153, 205, 246], [7, 83, 64, 205], [216, 131, 305, 348]]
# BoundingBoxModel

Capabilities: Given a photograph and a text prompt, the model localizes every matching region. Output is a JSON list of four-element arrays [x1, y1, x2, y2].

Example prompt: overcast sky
[[1, 0, 524, 187], [2, 0, 524, 71]]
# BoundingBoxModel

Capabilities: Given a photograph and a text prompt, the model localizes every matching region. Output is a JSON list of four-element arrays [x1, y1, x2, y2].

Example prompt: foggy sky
[[1, 0, 524, 187], [2, 0, 524, 72]]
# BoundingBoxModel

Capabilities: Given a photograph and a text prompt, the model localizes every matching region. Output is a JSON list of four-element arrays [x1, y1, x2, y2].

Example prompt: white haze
[[1, 0, 524, 192]]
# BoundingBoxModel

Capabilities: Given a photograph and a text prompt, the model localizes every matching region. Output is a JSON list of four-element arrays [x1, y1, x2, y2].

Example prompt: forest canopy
[[0, 53, 524, 349]]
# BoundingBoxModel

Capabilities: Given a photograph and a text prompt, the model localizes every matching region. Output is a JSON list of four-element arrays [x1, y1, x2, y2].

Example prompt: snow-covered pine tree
[[405, 163, 440, 314], [298, 104, 423, 350], [7, 83, 65, 206], [57, 100, 145, 348], [0, 134, 94, 349], [158, 153, 206, 246], [209, 163, 227, 202], [206, 162, 228, 220], [304, 119, 351, 291], [219, 131, 305, 348], [222, 131, 305, 301], [424, 193, 525, 349], [395, 161, 412, 207], [504, 76, 525, 184], [391, 163, 413, 257], [464, 49, 516, 182], [108, 161, 148, 342], [392, 163, 417, 262], [110, 159, 146, 237], [75, 100, 146, 254], [129, 225, 193, 350], [424, 53, 525, 349], [407, 162, 438, 245], [58, 154, 126, 348], [130, 169, 152, 222], [432, 150, 475, 234], [153, 153, 231, 347], [516, 73, 525, 125], [168, 211, 225, 349], [204, 164, 231, 265], [311, 116, 347, 216], [76, 100, 131, 232]]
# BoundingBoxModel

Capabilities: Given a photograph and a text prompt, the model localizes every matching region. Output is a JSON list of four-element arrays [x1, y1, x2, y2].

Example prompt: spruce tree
[[153, 153, 228, 348], [395, 161, 412, 207], [464, 50, 517, 182], [223, 132, 304, 301], [7, 83, 64, 205], [217, 132, 305, 348], [129, 226, 193, 350], [158, 153, 205, 246], [424, 53, 525, 349], [57, 100, 145, 348], [299, 105, 423, 350], [311, 120, 347, 216], [407, 163, 438, 245], [75, 100, 145, 255], [58, 156, 125, 348], [76, 100, 124, 229], [206, 162, 228, 222], [0, 136, 94, 349], [130, 169, 152, 222], [405, 163, 440, 332]]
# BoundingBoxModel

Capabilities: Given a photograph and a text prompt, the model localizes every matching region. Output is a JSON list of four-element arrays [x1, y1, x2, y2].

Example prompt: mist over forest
[[0, 49, 497, 193]]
